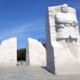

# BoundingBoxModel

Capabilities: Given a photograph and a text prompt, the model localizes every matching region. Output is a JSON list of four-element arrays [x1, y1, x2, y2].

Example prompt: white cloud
[[0, 19, 45, 40]]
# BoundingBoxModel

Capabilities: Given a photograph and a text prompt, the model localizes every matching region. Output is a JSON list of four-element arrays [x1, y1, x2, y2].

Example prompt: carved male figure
[[55, 4, 79, 58]]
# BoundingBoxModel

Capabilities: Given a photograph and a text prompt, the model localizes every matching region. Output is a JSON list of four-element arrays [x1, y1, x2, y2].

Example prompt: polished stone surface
[[0, 37, 17, 66], [27, 38, 46, 66]]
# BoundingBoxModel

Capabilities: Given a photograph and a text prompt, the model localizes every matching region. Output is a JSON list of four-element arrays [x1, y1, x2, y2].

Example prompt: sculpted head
[[61, 4, 69, 13]]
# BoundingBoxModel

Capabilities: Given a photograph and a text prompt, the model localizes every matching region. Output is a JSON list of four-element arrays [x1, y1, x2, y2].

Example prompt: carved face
[[61, 4, 69, 13]]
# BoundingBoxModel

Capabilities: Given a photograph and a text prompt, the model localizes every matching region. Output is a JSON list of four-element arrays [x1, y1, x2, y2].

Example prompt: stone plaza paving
[[0, 65, 80, 80]]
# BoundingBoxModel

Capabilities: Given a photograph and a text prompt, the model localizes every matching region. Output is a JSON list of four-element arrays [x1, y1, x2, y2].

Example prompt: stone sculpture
[[46, 4, 80, 74], [55, 4, 78, 39], [26, 38, 46, 66]]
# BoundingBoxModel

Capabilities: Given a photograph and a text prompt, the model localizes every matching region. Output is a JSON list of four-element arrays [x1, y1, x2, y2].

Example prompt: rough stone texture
[[0, 37, 17, 66], [46, 4, 80, 75], [26, 38, 46, 66]]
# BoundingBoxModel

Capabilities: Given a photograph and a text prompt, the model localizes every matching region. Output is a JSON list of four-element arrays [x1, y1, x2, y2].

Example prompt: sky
[[0, 0, 80, 49]]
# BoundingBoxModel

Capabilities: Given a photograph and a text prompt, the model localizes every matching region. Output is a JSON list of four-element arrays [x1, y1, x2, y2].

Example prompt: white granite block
[[0, 37, 17, 66], [46, 4, 80, 75], [26, 38, 46, 67]]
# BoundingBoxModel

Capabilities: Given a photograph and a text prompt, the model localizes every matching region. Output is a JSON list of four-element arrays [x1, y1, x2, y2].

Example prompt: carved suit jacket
[[55, 12, 79, 39]]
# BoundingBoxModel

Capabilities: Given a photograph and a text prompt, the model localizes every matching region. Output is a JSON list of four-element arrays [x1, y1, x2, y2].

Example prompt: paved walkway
[[0, 66, 80, 80]]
